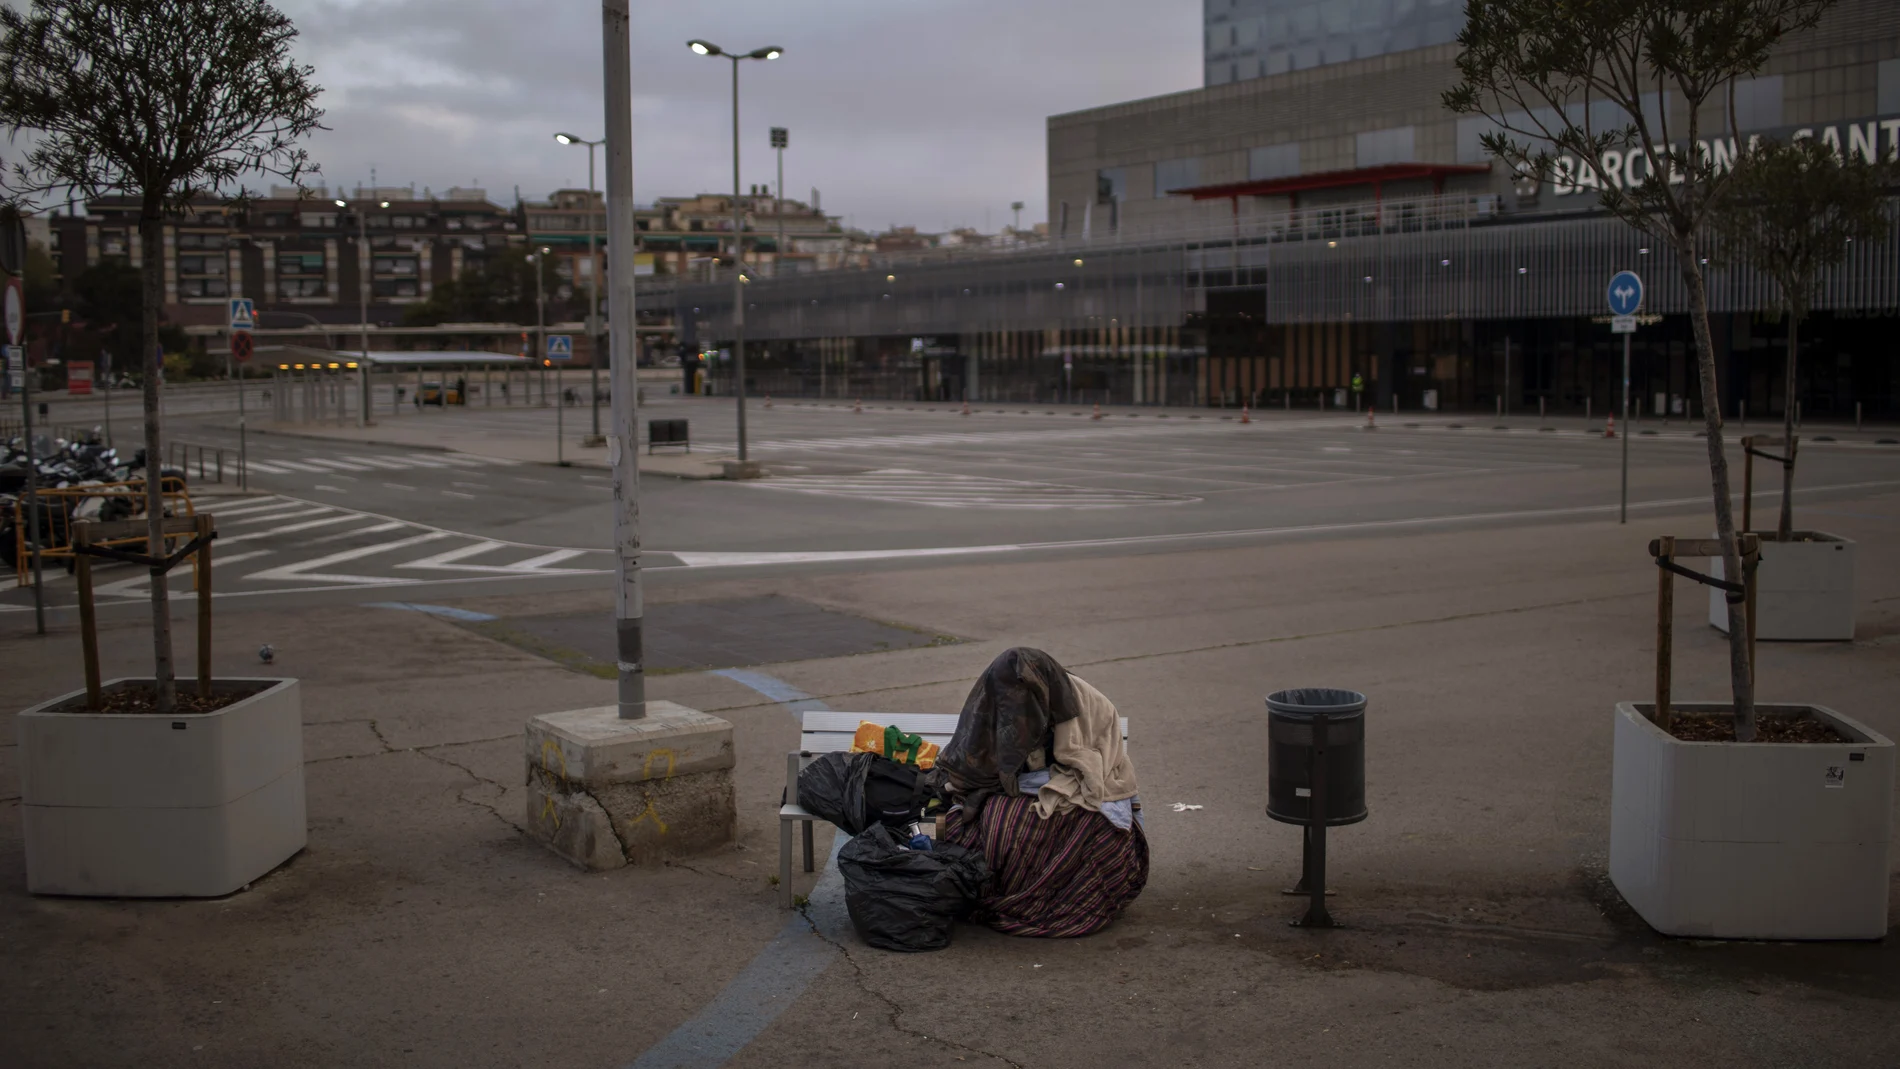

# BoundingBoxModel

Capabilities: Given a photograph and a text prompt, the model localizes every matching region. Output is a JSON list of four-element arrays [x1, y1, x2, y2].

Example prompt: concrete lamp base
[[721, 460, 763, 481], [1609, 701, 1893, 940], [1708, 532, 1856, 641], [524, 701, 736, 870], [18, 678, 307, 898]]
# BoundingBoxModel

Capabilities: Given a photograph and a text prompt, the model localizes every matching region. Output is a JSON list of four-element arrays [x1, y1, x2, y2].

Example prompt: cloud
[[276, 0, 1200, 229]]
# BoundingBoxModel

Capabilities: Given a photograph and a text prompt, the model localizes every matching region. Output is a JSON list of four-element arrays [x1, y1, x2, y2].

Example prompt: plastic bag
[[838, 823, 989, 952], [796, 752, 924, 836]]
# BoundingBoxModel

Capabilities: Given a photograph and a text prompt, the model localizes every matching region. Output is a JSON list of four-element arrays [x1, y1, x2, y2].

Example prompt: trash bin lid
[[1265, 688, 1366, 717]]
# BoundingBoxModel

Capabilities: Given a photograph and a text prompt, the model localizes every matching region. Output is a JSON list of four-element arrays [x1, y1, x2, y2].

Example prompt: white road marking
[[300, 458, 377, 472], [383, 482, 418, 491], [244, 460, 293, 474], [243, 531, 453, 584], [441, 490, 476, 499], [220, 514, 361, 544], [223, 506, 331, 525], [313, 484, 347, 493], [743, 469, 1198, 509], [267, 460, 338, 473]]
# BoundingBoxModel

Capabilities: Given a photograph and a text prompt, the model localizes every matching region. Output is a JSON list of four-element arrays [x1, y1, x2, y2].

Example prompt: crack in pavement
[[796, 906, 1027, 1069], [667, 859, 752, 884], [413, 744, 521, 834]]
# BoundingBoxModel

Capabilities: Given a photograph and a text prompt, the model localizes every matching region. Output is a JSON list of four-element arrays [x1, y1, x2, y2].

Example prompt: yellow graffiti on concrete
[[625, 791, 669, 836], [643, 747, 677, 782], [538, 739, 570, 829]]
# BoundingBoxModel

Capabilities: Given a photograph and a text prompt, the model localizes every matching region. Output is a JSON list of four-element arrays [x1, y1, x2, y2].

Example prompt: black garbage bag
[[838, 823, 989, 952], [796, 752, 924, 835]]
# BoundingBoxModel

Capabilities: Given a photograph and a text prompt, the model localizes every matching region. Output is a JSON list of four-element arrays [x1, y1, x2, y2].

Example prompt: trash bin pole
[[1300, 711, 1335, 928]]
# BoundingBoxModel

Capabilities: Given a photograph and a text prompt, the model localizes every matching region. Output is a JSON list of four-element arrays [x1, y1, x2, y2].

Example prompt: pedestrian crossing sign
[[229, 297, 255, 331], [546, 334, 573, 360]]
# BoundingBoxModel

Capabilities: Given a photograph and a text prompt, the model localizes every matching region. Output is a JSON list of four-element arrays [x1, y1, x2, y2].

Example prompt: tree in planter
[[1710, 137, 1895, 540], [0, 0, 322, 713], [1444, 0, 1836, 741]]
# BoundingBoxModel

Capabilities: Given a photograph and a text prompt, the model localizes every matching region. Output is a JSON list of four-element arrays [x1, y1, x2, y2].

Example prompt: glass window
[[1730, 76, 1783, 132], [1355, 126, 1416, 167], [1456, 116, 1499, 164], [1249, 142, 1301, 180], [1153, 157, 1201, 197], [277, 278, 324, 298], [1096, 167, 1129, 203], [278, 252, 324, 275], [299, 212, 337, 228], [373, 256, 419, 275], [1881, 58, 1900, 116]]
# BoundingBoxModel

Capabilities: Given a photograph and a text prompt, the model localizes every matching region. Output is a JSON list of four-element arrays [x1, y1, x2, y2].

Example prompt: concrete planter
[[1609, 701, 1893, 940], [17, 678, 306, 897], [1708, 532, 1856, 641]]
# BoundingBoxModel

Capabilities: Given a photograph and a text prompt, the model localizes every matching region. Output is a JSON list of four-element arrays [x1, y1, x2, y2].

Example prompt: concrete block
[[1609, 701, 1893, 940], [1708, 531, 1856, 641], [524, 702, 737, 870], [18, 678, 308, 897]]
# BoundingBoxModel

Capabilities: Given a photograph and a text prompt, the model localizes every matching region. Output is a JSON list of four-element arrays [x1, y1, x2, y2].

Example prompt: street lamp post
[[687, 39, 782, 467], [770, 127, 788, 277], [531, 246, 549, 408], [335, 195, 388, 425], [555, 132, 607, 445]]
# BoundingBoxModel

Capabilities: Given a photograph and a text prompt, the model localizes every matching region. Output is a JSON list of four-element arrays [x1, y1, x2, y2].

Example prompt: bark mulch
[[1668, 713, 1847, 744]]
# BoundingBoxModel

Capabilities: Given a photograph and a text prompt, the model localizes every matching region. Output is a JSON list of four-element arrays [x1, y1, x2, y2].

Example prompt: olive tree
[[0, 0, 322, 712], [1444, 0, 1836, 741], [1712, 137, 1895, 540]]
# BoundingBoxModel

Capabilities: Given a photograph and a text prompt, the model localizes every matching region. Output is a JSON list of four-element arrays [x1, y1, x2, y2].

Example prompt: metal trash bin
[[1264, 687, 1367, 928], [1266, 688, 1367, 827]]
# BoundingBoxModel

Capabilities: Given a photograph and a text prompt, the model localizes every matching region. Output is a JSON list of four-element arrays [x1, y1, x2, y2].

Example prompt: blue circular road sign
[[1607, 271, 1644, 316]]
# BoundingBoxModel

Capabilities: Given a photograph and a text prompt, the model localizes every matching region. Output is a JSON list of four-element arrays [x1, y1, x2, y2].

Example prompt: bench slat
[[799, 710, 1127, 742]]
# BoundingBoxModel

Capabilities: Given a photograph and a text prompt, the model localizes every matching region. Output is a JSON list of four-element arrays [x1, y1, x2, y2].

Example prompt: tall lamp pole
[[687, 39, 783, 466], [603, 0, 644, 719], [335, 195, 387, 424], [555, 132, 607, 445], [771, 127, 788, 277]]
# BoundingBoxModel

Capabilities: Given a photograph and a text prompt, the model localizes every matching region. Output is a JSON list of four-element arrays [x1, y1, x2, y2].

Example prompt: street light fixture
[[554, 131, 607, 445], [686, 38, 784, 467], [335, 195, 389, 424]]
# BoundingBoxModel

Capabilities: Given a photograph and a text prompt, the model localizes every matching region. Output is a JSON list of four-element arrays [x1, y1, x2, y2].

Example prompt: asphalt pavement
[[8, 395, 1898, 619]]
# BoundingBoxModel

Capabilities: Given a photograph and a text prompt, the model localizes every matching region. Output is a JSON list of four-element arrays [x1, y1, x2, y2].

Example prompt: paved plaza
[[3, 389, 1898, 1067]]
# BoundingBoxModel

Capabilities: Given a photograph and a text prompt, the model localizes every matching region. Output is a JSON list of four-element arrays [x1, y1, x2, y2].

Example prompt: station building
[[683, 0, 1900, 419]]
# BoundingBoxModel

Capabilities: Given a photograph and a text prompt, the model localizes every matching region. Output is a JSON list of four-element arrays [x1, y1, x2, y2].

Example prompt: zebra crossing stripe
[[338, 455, 417, 470], [220, 514, 362, 544], [222, 506, 333, 525], [243, 460, 294, 474], [243, 530, 452, 584], [302, 457, 382, 472]]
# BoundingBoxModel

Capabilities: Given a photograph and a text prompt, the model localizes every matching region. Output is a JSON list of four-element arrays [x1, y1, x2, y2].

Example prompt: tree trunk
[[1678, 244, 1755, 740], [1777, 308, 1798, 541], [139, 208, 176, 713]]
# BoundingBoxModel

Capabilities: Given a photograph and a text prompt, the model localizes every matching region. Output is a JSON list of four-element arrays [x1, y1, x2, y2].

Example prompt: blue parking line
[[623, 670, 841, 1069]]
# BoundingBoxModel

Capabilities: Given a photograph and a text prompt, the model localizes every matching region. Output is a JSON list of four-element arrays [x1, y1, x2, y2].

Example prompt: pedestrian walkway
[[241, 451, 523, 476], [58, 494, 611, 601]]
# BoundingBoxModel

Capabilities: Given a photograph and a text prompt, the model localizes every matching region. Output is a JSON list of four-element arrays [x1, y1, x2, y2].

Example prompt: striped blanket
[[942, 794, 1148, 938]]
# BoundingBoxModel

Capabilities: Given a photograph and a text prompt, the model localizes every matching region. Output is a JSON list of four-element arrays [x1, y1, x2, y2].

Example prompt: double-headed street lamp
[[336, 195, 388, 425], [686, 38, 782, 466], [554, 132, 607, 445]]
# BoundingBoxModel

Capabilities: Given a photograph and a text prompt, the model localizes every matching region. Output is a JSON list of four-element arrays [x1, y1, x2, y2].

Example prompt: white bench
[[777, 709, 1130, 908]]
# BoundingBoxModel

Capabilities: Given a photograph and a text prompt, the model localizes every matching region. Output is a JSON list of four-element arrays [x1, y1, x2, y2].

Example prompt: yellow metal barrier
[[12, 477, 195, 587]]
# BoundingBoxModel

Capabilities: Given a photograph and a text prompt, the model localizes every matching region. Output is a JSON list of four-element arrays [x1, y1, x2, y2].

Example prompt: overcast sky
[[279, 0, 1203, 233]]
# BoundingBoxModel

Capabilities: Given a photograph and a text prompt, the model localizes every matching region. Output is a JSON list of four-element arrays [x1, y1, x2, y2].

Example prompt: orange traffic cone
[[1604, 413, 1617, 439], [1240, 405, 1251, 424], [1365, 409, 1377, 430], [853, 398, 863, 414], [1090, 404, 1103, 421], [960, 400, 970, 416]]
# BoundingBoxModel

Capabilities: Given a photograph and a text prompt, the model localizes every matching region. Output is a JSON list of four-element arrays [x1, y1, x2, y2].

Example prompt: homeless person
[[935, 647, 1147, 937]]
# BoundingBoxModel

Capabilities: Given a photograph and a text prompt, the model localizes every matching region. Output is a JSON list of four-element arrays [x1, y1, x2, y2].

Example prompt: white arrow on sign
[[4, 277, 23, 345]]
